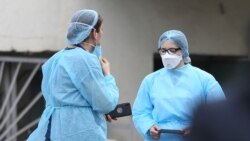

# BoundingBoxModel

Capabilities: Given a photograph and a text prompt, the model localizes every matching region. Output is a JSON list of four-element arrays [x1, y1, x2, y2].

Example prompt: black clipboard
[[159, 129, 184, 135]]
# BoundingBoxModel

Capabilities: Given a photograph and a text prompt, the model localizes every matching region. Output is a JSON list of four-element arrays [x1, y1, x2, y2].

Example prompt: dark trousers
[[45, 116, 52, 141]]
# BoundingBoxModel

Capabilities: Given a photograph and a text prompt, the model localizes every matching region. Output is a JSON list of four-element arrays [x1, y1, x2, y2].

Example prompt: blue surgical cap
[[158, 30, 191, 63], [66, 9, 98, 45]]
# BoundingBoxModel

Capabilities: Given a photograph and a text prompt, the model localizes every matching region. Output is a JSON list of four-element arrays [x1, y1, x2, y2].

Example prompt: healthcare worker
[[132, 30, 225, 141], [27, 9, 119, 141]]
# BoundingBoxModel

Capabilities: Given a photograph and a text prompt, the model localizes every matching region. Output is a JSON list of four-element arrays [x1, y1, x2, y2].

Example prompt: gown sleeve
[[69, 55, 119, 113], [132, 76, 157, 138], [203, 73, 226, 103]]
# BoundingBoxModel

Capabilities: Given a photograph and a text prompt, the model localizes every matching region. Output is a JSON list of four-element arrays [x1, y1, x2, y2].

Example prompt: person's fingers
[[182, 126, 191, 135], [100, 57, 105, 62], [152, 125, 160, 133], [154, 125, 160, 131], [183, 129, 191, 135], [100, 58, 105, 63], [106, 114, 118, 122], [99, 57, 111, 75], [100, 57, 109, 64], [151, 129, 158, 135], [99, 58, 104, 64], [106, 115, 112, 122], [107, 115, 117, 120], [102, 58, 107, 62], [150, 125, 160, 139]]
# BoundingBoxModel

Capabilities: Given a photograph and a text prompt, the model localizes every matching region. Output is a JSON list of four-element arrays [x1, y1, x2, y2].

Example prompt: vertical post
[[0, 62, 5, 86]]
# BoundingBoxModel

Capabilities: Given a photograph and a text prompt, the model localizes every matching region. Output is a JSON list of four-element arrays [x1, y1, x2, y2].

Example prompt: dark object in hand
[[159, 129, 184, 135], [107, 103, 132, 118]]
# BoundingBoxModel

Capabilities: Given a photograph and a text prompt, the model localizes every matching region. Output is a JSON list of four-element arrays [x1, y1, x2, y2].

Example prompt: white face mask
[[161, 53, 182, 69]]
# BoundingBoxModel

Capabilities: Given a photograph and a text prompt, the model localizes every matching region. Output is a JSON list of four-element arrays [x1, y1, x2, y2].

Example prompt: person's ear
[[93, 29, 98, 40]]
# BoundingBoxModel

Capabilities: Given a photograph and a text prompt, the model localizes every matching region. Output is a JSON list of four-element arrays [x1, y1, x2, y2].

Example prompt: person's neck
[[176, 60, 185, 68], [80, 42, 95, 52]]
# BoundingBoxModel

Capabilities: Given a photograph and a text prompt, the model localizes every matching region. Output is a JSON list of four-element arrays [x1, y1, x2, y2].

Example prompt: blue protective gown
[[27, 47, 119, 141], [132, 64, 225, 141]]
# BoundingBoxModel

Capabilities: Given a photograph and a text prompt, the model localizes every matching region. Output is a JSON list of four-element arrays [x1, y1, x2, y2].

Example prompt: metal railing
[[0, 56, 47, 141]]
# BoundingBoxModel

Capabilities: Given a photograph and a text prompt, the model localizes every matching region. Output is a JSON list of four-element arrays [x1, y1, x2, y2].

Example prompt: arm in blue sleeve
[[204, 74, 226, 103], [71, 61, 119, 113], [132, 77, 157, 138]]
